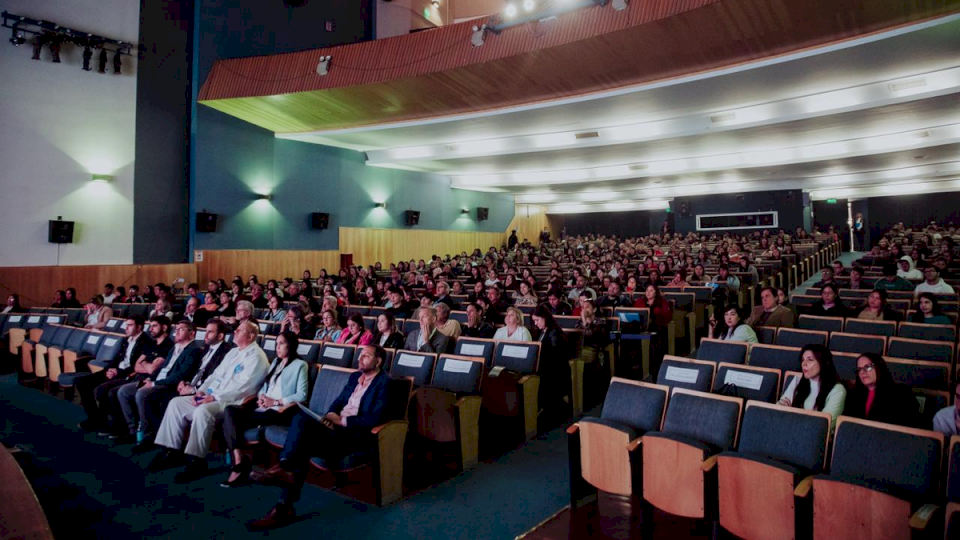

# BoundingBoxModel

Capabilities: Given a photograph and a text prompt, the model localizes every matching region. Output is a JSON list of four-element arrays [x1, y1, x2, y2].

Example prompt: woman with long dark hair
[[843, 353, 918, 427], [531, 304, 569, 419], [778, 344, 846, 427]]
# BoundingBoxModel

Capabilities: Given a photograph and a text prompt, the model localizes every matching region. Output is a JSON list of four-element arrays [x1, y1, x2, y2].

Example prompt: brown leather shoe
[[248, 504, 295, 531], [249, 464, 294, 485]]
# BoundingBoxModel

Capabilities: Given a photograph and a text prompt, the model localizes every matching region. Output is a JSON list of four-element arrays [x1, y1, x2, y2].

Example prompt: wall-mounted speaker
[[48, 220, 75, 243], [477, 207, 489, 221], [196, 212, 218, 233], [405, 210, 420, 226], [311, 212, 329, 230], [678, 201, 691, 218]]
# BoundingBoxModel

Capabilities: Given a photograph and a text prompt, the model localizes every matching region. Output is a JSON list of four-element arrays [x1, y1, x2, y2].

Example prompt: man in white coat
[[148, 321, 269, 482]]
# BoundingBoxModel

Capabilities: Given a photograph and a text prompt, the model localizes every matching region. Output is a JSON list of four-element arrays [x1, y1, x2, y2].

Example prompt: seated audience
[[634, 283, 673, 329], [873, 263, 915, 291], [493, 306, 533, 342], [812, 266, 835, 288], [3, 293, 25, 314], [337, 313, 374, 346], [148, 321, 269, 482], [544, 289, 572, 316], [933, 385, 960, 437], [807, 283, 851, 317], [846, 267, 868, 290], [778, 344, 846, 427], [263, 295, 285, 322], [843, 353, 919, 428], [312, 309, 342, 342], [461, 302, 495, 339], [709, 304, 758, 343], [175, 297, 209, 327], [149, 299, 173, 320], [914, 266, 955, 297], [279, 306, 315, 341], [372, 312, 404, 348], [217, 291, 236, 318], [909, 292, 952, 324], [897, 256, 923, 280], [531, 305, 569, 418], [512, 281, 539, 307], [667, 269, 689, 289], [434, 302, 461, 340], [403, 306, 452, 353], [84, 296, 114, 330], [745, 287, 795, 329], [200, 292, 220, 312], [484, 286, 510, 325], [855, 289, 902, 321], [221, 330, 309, 487], [597, 282, 631, 308]]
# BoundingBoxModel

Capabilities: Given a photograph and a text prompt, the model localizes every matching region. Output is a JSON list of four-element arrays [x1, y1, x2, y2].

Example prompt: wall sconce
[[91, 173, 113, 183], [256, 193, 273, 201], [374, 202, 387, 209], [461, 208, 470, 214]]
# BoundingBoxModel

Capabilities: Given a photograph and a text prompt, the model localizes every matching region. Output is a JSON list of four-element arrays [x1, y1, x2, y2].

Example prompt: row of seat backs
[[702, 329, 957, 366], [36, 324, 127, 364], [595, 379, 944, 503], [798, 315, 958, 343], [0, 313, 70, 334], [803, 289, 959, 304]]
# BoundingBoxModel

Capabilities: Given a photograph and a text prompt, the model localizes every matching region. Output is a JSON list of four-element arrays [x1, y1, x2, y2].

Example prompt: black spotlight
[[31, 36, 43, 60], [82, 46, 93, 71], [98, 48, 107, 73], [113, 49, 122, 74], [48, 38, 61, 63], [9, 26, 26, 46]]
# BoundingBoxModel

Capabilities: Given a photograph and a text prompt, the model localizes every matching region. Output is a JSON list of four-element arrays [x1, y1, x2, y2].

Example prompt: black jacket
[[153, 341, 205, 388], [843, 382, 920, 428], [330, 370, 389, 430], [107, 333, 151, 371], [189, 341, 235, 387]]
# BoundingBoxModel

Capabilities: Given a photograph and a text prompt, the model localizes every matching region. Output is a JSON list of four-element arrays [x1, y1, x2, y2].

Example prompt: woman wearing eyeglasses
[[843, 353, 919, 428]]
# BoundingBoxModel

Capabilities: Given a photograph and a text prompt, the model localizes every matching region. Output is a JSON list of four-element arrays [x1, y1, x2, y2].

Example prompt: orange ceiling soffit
[[198, 0, 960, 133]]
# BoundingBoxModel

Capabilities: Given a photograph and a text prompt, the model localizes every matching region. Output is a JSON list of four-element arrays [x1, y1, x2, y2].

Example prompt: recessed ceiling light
[[889, 78, 927, 93], [574, 131, 600, 140], [709, 112, 737, 124], [628, 164, 648, 171]]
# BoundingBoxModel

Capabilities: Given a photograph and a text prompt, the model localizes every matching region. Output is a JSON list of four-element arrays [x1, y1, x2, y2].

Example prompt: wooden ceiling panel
[[198, 0, 960, 133]]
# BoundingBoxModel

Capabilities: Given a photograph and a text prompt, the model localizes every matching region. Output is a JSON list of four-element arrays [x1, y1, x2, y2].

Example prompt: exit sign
[[826, 199, 838, 204]]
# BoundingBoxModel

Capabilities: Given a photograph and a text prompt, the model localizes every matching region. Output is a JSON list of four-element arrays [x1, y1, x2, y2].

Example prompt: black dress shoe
[[248, 504, 295, 531], [113, 433, 136, 445], [173, 459, 208, 483], [220, 457, 253, 488], [147, 450, 185, 472]]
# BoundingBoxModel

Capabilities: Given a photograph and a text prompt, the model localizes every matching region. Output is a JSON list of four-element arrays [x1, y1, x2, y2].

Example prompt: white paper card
[[723, 371, 764, 391], [27, 316, 41, 323], [501, 345, 529, 359], [9, 316, 21, 322], [323, 347, 345, 359], [397, 354, 426, 368], [48, 317, 62, 324], [297, 344, 313, 355], [195, 330, 206, 340], [264, 340, 276, 351], [86, 336, 99, 344], [459, 343, 486, 356], [664, 366, 700, 384], [104, 338, 119, 347], [443, 359, 473, 373], [259, 323, 268, 331]]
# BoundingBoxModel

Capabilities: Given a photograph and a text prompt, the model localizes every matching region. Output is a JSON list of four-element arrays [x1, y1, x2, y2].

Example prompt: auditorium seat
[[697, 338, 748, 365], [802, 418, 943, 539], [567, 378, 669, 508], [415, 354, 485, 470], [843, 318, 897, 338], [946, 436, 960, 539], [483, 341, 541, 440], [295, 339, 321, 364], [753, 325, 777, 344], [453, 337, 495, 368], [657, 356, 716, 393], [828, 332, 886, 356], [39, 325, 76, 382], [897, 322, 957, 343], [47, 328, 94, 384], [717, 401, 831, 540], [261, 335, 277, 361], [319, 342, 356, 368], [775, 328, 828, 349], [19, 323, 59, 377], [389, 350, 437, 387], [80, 332, 124, 374], [642, 389, 742, 522], [887, 337, 955, 364], [748, 344, 803, 375], [798, 315, 844, 333], [711, 363, 781, 403]]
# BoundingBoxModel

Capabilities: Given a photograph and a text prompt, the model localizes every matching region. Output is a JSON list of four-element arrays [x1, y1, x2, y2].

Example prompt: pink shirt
[[337, 329, 374, 346], [340, 371, 376, 426]]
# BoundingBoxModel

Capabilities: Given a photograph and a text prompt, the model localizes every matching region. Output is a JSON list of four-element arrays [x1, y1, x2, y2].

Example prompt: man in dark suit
[[402, 307, 451, 354], [174, 296, 210, 327], [249, 345, 390, 530], [131, 319, 234, 453], [77, 316, 150, 432], [115, 320, 204, 444]]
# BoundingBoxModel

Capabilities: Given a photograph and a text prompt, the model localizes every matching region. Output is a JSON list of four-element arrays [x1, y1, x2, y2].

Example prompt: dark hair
[[533, 304, 561, 332], [127, 314, 145, 328], [466, 301, 483, 313], [346, 312, 366, 330], [820, 283, 840, 298], [149, 315, 172, 332], [792, 344, 839, 413], [868, 288, 888, 303], [882, 263, 898, 277], [915, 292, 945, 317], [852, 353, 893, 394], [176, 320, 197, 333], [206, 318, 227, 336], [277, 330, 299, 360]]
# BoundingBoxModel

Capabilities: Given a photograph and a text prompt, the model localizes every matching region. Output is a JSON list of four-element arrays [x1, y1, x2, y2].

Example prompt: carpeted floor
[[0, 373, 572, 539]]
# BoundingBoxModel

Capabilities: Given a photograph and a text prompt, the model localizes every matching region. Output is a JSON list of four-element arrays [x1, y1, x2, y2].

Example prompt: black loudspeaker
[[477, 207, 489, 221], [48, 220, 75, 243], [405, 210, 420, 226], [311, 212, 329, 230], [678, 201, 691, 218], [196, 212, 218, 233]]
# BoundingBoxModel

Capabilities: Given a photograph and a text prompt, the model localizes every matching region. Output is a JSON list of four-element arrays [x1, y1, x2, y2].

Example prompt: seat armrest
[[371, 419, 407, 436], [240, 395, 257, 406], [454, 395, 482, 408], [794, 475, 815, 497], [627, 436, 642, 452], [566, 423, 580, 435], [700, 454, 719, 472], [908, 503, 940, 530]]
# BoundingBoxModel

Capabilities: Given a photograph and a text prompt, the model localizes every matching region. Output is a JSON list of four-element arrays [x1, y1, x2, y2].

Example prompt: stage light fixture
[[471, 24, 486, 47], [91, 174, 113, 183], [374, 202, 387, 209], [98, 48, 107, 73], [31, 37, 42, 59], [316, 55, 331, 76], [48, 36, 61, 63], [256, 193, 273, 201], [113, 48, 122, 73], [504, 3, 518, 18], [523, 0, 536, 12], [82, 45, 92, 71], [9, 25, 26, 46]]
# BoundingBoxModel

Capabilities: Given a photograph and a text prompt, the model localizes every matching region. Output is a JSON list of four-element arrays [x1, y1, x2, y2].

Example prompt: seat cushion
[[310, 451, 371, 471], [264, 425, 289, 448], [243, 427, 261, 444], [579, 416, 641, 441]]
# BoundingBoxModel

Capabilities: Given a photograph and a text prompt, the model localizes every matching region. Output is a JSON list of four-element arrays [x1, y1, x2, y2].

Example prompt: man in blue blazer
[[114, 320, 204, 444], [249, 344, 390, 530]]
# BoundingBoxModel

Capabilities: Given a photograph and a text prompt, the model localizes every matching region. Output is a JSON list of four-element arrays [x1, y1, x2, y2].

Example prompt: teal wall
[[193, 109, 514, 250]]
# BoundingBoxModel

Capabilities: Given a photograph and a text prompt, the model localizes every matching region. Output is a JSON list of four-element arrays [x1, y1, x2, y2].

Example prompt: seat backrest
[[261, 336, 278, 361], [887, 337, 955, 364], [63, 308, 85, 325], [737, 402, 831, 473], [344, 305, 369, 317], [656, 356, 716, 393], [664, 292, 694, 311], [448, 310, 468, 324], [401, 319, 419, 335], [73, 330, 99, 356], [454, 337, 495, 366], [194, 328, 207, 344], [50, 326, 75, 349], [431, 355, 485, 394], [775, 328, 827, 348], [127, 303, 150, 317], [37, 324, 60, 346], [308, 366, 357, 414], [829, 332, 886, 356], [295, 340, 322, 364], [94, 333, 123, 361], [555, 315, 580, 329], [661, 389, 742, 451], [948, 436, 960, 502], [390, 351, 437, 387], [830, 418, 943, 499], [1, 314, 24, 334], [798, 315, 845, 333], [43, 314, 66, 326], [831, 352, 859, 383], [492, 341, 540, 374], [712, 363, 781, 403], [753, 326, 777, 344], [104, 318, 124, 332], [22, 314, 45, 330], [886, 358, 951, 391], [600, 378, 669, 433], [61, 327, 89, 352], [362, 316, 378, 332], [697, 338, 748, 365], [748, 344, 802, 375], [319, 343, 356, 368], [613, 307, 649, 332], [383, 377, 414, 422], [843, 318, 897, 338], [898, 322, 957, 343]]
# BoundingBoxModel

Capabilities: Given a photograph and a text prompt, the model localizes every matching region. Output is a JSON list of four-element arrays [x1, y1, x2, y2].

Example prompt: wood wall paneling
[[339, 227, 505, 268], [194, 250, 341, 284]]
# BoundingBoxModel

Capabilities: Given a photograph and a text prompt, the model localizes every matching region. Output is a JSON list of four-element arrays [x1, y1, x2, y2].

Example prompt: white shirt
[[118, 333, 143, 370], [191, 341, 222, 386], [493, 325, 532, 342], [200, 343, 269, 406], [915, 279, 956, 297], [155, 344, 185, 381]]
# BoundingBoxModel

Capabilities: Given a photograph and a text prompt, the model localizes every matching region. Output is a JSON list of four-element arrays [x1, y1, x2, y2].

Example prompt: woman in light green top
[[778, 344, 846, 428]]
